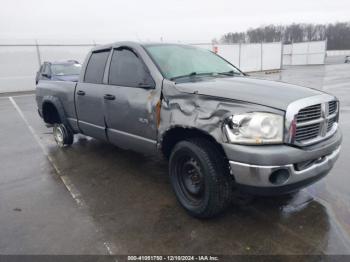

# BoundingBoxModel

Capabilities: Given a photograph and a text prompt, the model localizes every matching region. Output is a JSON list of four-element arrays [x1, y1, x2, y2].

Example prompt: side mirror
[[138, 82, 155, 89], [42, 73, 51, 79]]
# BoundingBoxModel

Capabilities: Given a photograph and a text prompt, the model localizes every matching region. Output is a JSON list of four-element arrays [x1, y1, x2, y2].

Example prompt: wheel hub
[[182, 159, 203, 195], [53, 125, 64, 146]]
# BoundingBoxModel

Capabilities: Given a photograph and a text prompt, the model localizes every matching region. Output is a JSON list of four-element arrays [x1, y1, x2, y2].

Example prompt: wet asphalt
[[0, 62, 350, 255]]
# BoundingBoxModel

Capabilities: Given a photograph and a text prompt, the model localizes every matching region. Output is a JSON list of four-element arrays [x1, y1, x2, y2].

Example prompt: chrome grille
[[294, 100, 338, 145], [328, 101, 337, 115], [327, 117, 336, 132], [296, 104, 321, 123], [295, 123, 320, 141], [327, 101, 338, 132]]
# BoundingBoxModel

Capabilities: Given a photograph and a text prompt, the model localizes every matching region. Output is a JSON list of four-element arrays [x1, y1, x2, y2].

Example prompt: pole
[[306, 41, 310, 65], [260, 42, 263, 71], [324, 38, 328, 64], [35, 39, 41, 67], [238, 43, 241, 68], [280, 41, 284, 70]]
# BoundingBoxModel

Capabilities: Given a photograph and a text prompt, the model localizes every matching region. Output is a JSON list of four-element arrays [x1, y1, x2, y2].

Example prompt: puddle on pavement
[[44, 131, 350, 254]]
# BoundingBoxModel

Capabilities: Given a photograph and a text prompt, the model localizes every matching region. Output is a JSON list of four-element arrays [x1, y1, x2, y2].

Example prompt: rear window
[[84, 50, 110, 84]]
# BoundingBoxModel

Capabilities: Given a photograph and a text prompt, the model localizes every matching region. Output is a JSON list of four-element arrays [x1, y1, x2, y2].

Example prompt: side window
[[84, 50, 110, 84], [108, 48, 153, 87]]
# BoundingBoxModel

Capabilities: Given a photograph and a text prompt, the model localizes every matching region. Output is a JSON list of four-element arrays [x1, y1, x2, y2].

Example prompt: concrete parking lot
[[1, 62, 350, 255]]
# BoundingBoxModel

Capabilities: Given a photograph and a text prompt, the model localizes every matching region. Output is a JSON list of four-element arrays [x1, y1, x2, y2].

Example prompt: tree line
[[219, 22, 350, 50]]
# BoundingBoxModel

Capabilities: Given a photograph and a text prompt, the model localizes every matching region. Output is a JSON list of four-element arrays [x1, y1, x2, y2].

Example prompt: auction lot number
[[128, 255, 219, 261]]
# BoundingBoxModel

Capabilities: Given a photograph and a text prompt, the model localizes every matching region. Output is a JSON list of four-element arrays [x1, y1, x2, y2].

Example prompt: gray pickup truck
[[36, 42, 342, 218]]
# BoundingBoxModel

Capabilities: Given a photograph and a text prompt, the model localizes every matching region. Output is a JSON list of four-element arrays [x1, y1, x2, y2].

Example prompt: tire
[[169, 138, 232, 218], [53, 123, 74, 147]]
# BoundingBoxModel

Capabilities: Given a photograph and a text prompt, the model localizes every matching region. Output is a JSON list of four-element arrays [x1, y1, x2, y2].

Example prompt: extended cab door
[[103, 47, 159, 154], [75, 49, 110, 140]]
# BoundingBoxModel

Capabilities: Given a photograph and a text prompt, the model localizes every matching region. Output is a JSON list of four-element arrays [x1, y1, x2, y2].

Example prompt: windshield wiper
[[170, 72, 197, 80], [217, 70, 240, 76], [170, 72, 215, 81], [170, 71, 241, 81]]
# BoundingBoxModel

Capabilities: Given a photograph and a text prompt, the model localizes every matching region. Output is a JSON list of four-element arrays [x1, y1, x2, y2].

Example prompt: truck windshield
[[51, 63, 82, 76], [145, 44, 242, 80]]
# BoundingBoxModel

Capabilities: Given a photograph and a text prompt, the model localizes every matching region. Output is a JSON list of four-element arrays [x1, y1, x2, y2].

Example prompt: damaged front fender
[[158, 80, 284, 149]]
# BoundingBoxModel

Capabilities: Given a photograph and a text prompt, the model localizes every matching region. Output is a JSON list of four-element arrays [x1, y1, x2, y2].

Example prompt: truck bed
[[36, 80, 78, 128]]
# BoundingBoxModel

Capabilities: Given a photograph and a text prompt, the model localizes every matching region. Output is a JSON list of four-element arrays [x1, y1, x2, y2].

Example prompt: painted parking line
[[8, 96, 86, 207], [8, 96, 116, 254], [0, 93, 35, 99]]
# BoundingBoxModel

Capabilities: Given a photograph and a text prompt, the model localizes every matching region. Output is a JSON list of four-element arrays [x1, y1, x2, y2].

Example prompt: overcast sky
[[0, 0, 349, 43]]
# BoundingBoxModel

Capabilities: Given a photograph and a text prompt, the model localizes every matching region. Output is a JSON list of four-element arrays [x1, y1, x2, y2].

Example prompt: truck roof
[[44, 60, 80, 65], [90, 41, 187, 52]]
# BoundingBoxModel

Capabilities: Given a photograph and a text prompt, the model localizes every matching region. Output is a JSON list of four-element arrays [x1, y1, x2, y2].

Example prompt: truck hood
[[174, 76, 323, 110]]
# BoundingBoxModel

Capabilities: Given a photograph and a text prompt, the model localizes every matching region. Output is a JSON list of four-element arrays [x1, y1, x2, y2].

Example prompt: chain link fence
[[0, 39, 327, 93]]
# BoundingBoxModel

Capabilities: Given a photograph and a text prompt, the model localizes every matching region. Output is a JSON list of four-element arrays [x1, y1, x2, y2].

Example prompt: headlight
[[224, 112, 283, 145]]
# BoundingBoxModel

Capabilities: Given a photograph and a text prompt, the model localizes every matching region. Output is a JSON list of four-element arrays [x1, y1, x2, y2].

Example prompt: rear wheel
[[169, 138, 232, 218], [53, 123, 73, 147]]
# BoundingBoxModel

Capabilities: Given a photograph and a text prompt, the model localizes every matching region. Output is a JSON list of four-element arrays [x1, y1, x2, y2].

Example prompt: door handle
[[104, 94, 116, 100], [77, 90, 85, 96]]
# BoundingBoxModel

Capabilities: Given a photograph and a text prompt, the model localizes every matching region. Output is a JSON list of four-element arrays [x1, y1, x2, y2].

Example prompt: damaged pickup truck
[[36, 42, 342, 218]]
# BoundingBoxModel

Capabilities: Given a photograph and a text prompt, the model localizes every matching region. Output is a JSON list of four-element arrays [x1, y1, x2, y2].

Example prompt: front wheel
[[53, 123, 74, 147], [169, 138, 232, 218]]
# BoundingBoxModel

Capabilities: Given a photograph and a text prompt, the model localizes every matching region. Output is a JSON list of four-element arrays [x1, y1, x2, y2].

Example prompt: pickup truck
[[36, 42, 342, 218], [35, 60, 81, 84]]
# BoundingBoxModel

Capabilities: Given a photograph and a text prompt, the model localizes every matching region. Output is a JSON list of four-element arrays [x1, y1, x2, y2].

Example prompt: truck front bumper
[[222, 130, 342, 195]]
